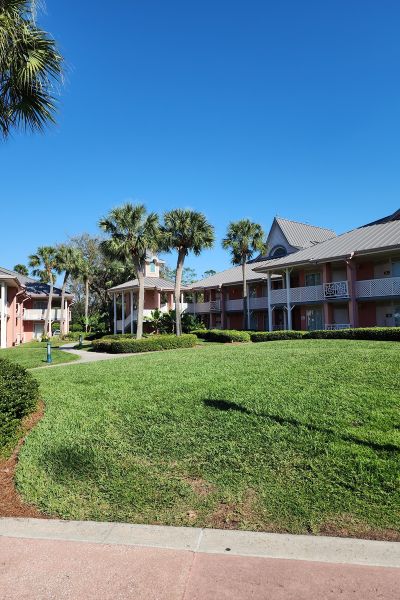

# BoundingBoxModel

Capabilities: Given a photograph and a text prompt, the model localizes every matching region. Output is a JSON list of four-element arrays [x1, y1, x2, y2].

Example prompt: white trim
[[0, 282, 6, 348]]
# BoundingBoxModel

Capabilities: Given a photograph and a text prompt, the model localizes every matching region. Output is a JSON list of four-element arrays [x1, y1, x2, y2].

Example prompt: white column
[[267, 273, 272, 331], [113, 293, 117, 334], [64, 299, 69, 333], [130, 290, 134, 334], [0, 282, 7, 348], [121, 292, 125, 333], [246, 283, 251, 329], [285, 268, 292, 330]]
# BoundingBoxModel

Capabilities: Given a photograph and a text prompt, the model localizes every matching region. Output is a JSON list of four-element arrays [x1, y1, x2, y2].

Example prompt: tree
[[161, 264, 198, 286], [29, 246, 57, 337], [13, 263, 28, 276], [99, 203, 160, 339], [162, 209, 214, 336], [222, 220, 266, 329], [0, 0, 63, 138], [55, 245, 82, 336], [202, 269, 216, 279]]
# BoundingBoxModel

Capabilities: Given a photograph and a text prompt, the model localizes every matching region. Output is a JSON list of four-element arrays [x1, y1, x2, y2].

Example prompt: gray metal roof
[[253, 220, 400, 272], [274, 217, 336, 249], [190, 263, 270, 290], [0, 266, 69, 297], [109, 276, 176, 292]]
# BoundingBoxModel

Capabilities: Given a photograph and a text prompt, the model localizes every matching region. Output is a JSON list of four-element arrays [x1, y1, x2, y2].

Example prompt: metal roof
[[274, 217, 336, 249], [253, 220, 400, 272], [109, 276, 176, 292], [0, 266, 70, 297], [190, 263, 270, 290]]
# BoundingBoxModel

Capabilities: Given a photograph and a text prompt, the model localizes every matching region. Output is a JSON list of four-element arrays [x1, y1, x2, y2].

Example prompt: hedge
[[92, 334, 197, 354], [303, 327, 400, 341], [250, 330, 306, 342], [192, 329, 251, 343], [0, 358, 39, 452]]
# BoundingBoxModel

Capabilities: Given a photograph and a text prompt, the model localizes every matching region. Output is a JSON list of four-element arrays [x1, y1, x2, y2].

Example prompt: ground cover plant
[[17, 339, 400, 539], [0, 341, 78, 369], [0, 359, 39, 457]]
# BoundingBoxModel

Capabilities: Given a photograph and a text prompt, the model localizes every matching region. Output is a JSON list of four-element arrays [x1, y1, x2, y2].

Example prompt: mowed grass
[[0, 341, 78, 369], [16, 340, 400, 538]]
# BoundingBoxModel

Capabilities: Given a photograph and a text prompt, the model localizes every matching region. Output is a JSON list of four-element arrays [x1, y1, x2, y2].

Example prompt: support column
[[64, 300, 69, 333], [0, 282, 6, 348], [285, 268, 292, 330], [346, 261, 358, 328], [267, 273, 272, 331], [246, 283, 251, 329], [130, 290, 134, 334], [121, 292, 125, 333], [220, 287, 226, 329], [113, 293, 117, 334]]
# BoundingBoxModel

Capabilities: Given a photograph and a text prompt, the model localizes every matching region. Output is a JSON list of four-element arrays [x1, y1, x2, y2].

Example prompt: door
[[33, 323, 44, 340], [306, 308, 323, 330]]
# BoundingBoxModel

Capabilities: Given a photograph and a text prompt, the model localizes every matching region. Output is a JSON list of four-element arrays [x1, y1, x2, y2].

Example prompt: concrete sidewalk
[[0, 518, 399, 599]]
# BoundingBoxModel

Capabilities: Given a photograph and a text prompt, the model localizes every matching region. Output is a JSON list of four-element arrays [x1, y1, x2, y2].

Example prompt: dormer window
[[270, 246, 287, 259], [149, 263, 156, 273]]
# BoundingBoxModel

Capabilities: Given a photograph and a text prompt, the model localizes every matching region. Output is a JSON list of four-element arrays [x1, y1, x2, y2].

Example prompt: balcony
[[23, 308, 65, 321], [326, 323, 351, 330], [225, 298, 243, 311], [184, 301, 220, 313], [356, 277, 400, 298], [270, 285, 324, 305], [323, 281, 349, 299]]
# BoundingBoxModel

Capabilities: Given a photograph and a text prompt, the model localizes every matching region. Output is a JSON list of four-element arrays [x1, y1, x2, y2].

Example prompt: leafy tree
[[28, 246, 58, 336], [162, 209, 214, 336], [145, 309, 204, 334], [202, 269, 216, 279], [0, 0, 63, 138], [222, 220, 266, 329], [99, 204, 160, 339], [161, 264, 198, 286], [13, 263, 28, 276], [55, 245, 82, 335]]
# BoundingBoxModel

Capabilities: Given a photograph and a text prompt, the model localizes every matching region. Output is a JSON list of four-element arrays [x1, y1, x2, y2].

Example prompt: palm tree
[[0, 0, 63, 138], [222, 220, 266, 330], [29, 246, 58, 337], [13, 263, 28, 276], [56, 245, 82, 336], [99, 203, 160, 340], [162, 210, 214, 336]]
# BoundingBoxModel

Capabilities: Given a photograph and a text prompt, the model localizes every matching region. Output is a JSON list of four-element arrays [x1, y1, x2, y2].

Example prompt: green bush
[[250, 330, 306, 342], [192, 329, 251, 343], [0, 358, 39, 453], [92, 334, 197, 354], [304, 327, 400, 341]]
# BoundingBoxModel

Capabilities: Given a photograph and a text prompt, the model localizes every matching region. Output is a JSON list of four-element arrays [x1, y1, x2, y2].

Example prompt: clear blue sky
[[2, 0, 400, 277]]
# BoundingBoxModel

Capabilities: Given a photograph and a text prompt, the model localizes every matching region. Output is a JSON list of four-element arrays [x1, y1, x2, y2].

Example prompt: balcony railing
[[225, 298, 243, 311], [23, 308, 65, 321], [209, 300, 221, 311], [323, 281, 349, 299], [325, 323, 351, 330], [356, 277, 400, 298], [270, 285, 324, 305]]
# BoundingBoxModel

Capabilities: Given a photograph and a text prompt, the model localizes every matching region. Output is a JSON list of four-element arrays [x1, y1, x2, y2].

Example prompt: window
[[305, 272, 321, 286], [270, 246, 287, 258], [149, 263, 156, 273]]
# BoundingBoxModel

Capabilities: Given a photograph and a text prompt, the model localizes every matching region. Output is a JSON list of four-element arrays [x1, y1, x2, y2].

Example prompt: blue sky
[[2, 0, 400, 277]]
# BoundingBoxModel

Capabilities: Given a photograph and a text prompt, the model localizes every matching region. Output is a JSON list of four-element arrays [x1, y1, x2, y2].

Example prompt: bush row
[[192, 329, 251, 343], [304, 327, 400, 341], [250, 330, 306, 342], [92, 334, 197, 354], [0, 358, 39, 453]]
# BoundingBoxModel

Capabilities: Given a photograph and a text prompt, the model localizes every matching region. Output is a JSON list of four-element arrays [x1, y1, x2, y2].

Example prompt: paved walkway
[[31, 343, 140, 369], [0, 518, 399, 599]]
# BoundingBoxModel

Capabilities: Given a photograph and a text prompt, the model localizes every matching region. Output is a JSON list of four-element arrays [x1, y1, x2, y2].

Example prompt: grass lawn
[[16, 340, 400, 538], [0, 341, 79, 369]]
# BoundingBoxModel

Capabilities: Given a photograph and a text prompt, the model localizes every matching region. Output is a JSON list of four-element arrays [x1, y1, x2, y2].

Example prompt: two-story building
[[0, 267, 73, 348]]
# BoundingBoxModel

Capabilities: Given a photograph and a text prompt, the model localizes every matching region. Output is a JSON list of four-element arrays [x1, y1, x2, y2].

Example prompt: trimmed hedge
[[0, 358, 39, 452], [192, 329, 251, 343], [304, 327, 400, 341], [92, 334, 197, 354], [250, 330, 306, 342]]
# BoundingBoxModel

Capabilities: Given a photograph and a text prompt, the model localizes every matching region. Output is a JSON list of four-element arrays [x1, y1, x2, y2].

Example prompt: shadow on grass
[[203, 398, 399, 453]]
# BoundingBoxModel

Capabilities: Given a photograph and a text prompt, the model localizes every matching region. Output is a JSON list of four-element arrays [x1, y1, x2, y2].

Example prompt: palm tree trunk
[[85, 278, 89, 333], [242, 261, 248, 330], [136, 266, 145, 339], [174, 250, 185, 336], [45, 279, 54, 337], [60, 271, 69, 336]]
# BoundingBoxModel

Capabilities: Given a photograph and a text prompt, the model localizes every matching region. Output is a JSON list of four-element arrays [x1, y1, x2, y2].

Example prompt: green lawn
[[0, 341, 78, 369], [16, 340, 400, 538]]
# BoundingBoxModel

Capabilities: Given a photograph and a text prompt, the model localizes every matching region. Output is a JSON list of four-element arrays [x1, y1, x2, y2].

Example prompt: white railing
[[325, 323, 351, 330], [209, 300, 221, 311], [249, 296, 268, 310], [23, 308, 64, 321], [188, 301, 210, 313], [269, 288, 287, 304], [356, 277, 400, 298], [225, 298, 243, 311], [270, 285, 324, 304], [324, 281, 349, 298]]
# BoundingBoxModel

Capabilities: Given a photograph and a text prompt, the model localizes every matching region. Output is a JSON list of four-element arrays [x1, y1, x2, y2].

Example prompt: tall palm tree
[[0, 0, 64, 138], [13, 263, 28, 276], [99, 203, 160, 340], [29, 245, 57, 337], [56, 245, 82, 336], [162, 210, 214, 336], [222, 220, 266, 330]]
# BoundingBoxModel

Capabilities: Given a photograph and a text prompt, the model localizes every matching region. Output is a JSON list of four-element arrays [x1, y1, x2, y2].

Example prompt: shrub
[[192, 329, 251, 343], [92, 334, 197, 354], [304, 327, 400, 341], [250, 330, 306, 342], [0, 358, 39, 452]]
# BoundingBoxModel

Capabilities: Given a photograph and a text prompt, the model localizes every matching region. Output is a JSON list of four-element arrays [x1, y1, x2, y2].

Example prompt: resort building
[[0, 267, 73, 348]]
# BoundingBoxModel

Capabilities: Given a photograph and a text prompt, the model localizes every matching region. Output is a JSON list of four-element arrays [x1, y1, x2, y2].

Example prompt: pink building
[[0, 267, 73, 348]]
